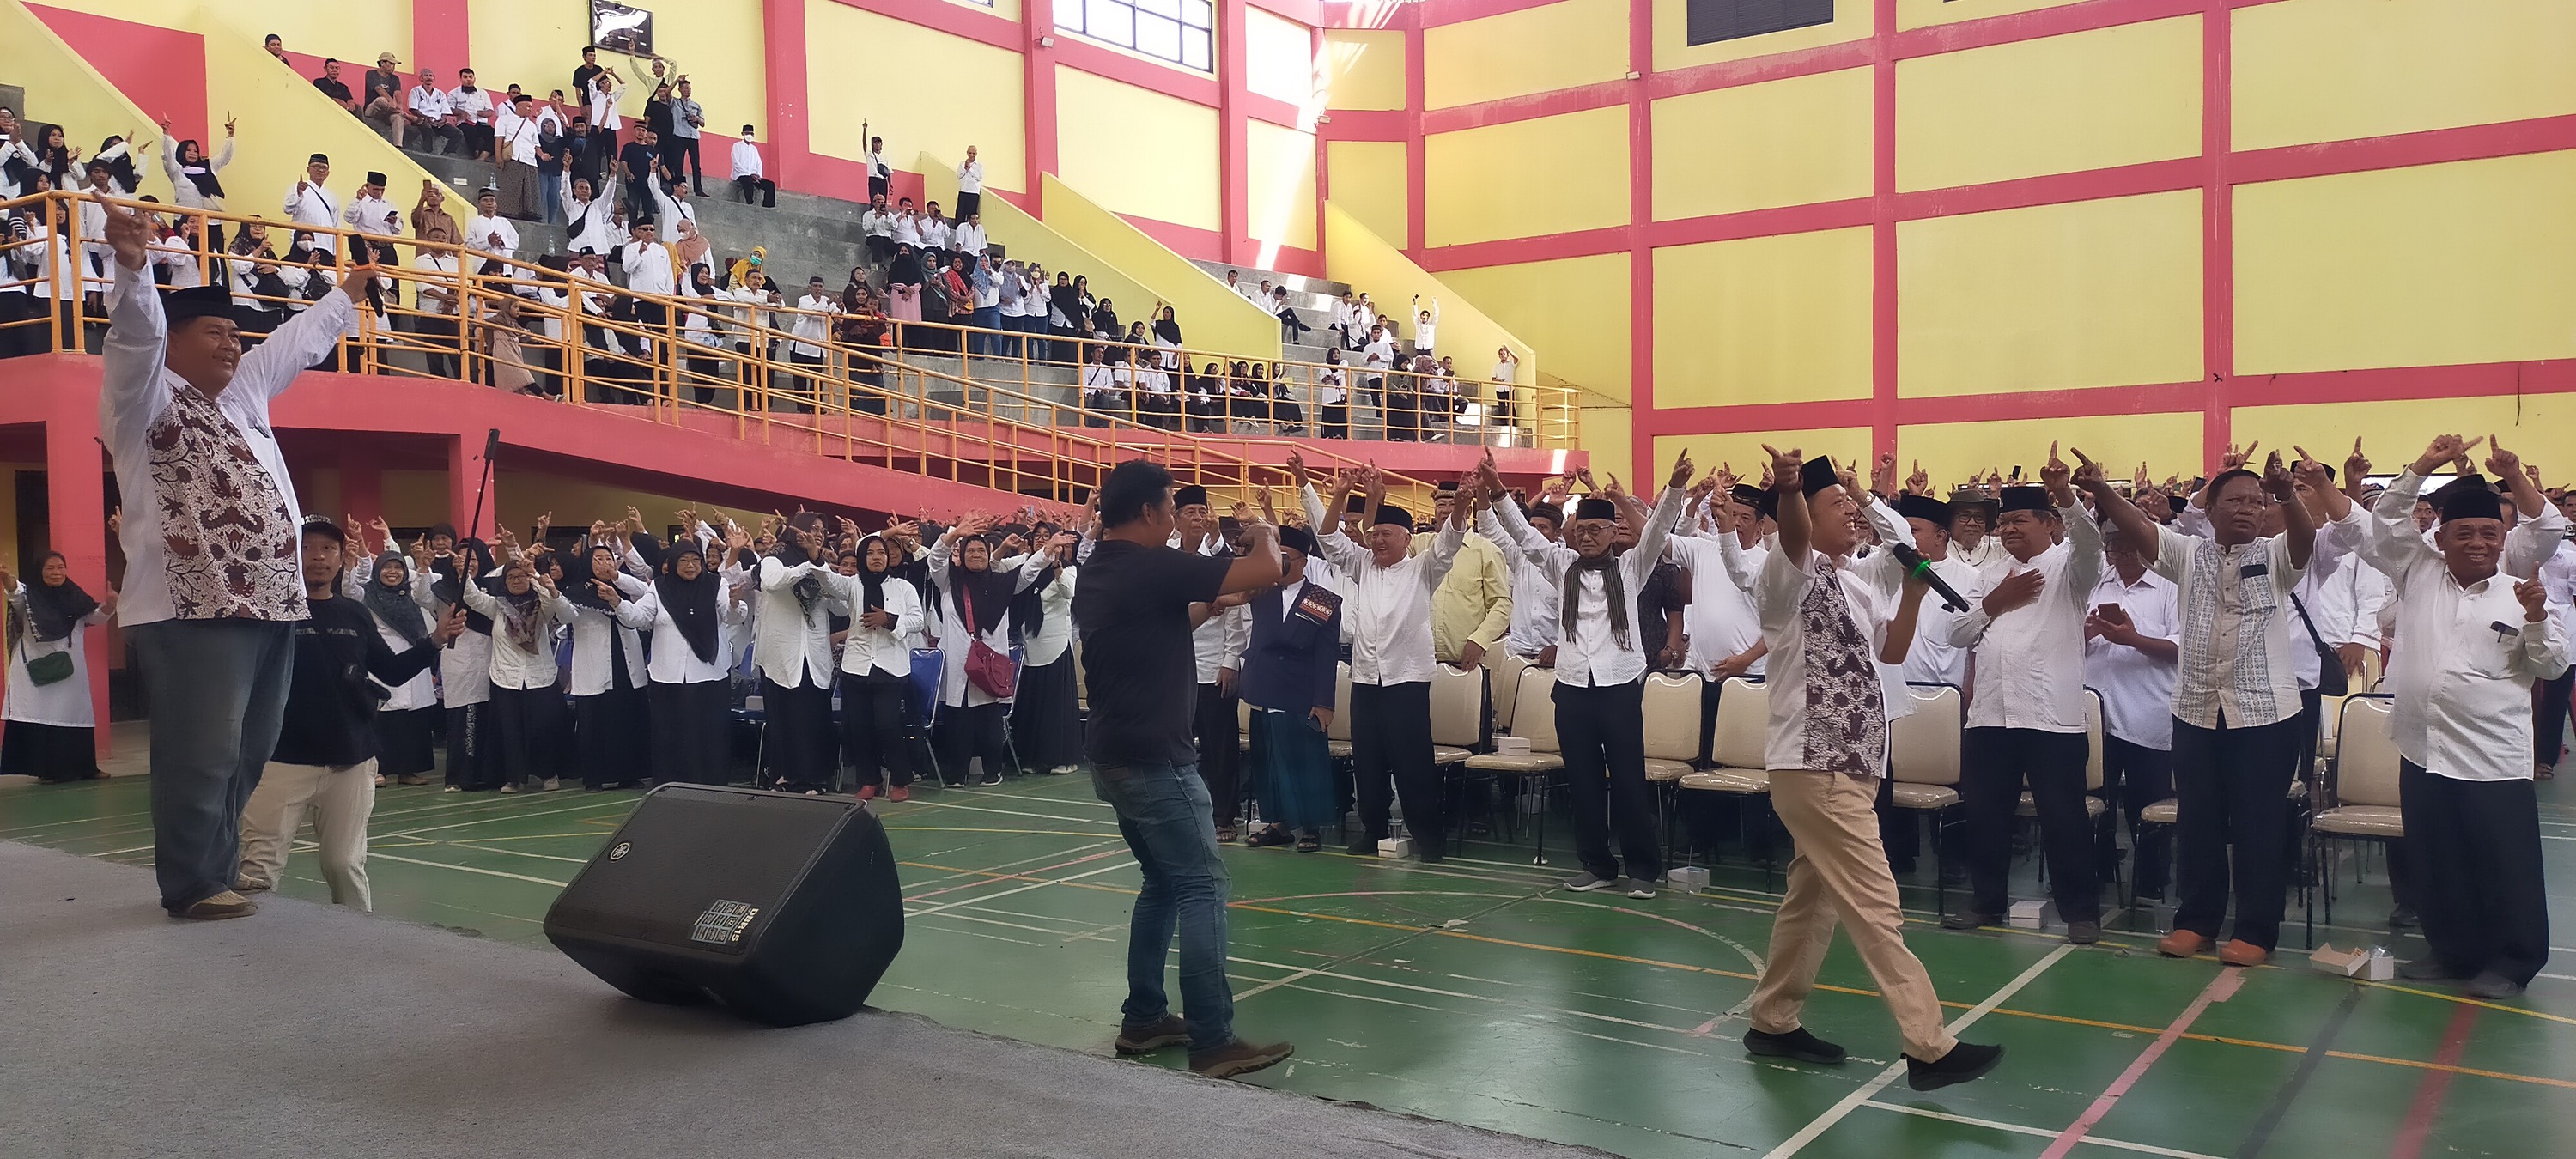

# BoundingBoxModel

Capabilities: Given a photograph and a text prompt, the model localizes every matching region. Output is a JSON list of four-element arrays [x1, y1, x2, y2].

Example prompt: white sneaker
[[1563, 871, 1619, 893], [1625, 880, 1658, 900], [499, 783, 519, 795], [542, 778, 562, 792]]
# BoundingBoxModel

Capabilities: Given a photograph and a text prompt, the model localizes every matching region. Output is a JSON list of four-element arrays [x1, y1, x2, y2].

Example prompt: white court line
[[369, 850, 568, 888], [447, 842, 593, 865], [1858, 1101, 2224, 1159], [1765, 944, 2076, 1159], [380, 798, 635, 838], [1225, 953, 1701, 1035], [904, 859, 1136, 918], [894, 798, 1121, 828]]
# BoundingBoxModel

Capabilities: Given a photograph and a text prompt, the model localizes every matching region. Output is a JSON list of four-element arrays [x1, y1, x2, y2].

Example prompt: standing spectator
[[449, 68, 496, 160], [404, 69, 461, 155], [1315, 350, 1350, 439], [494, 94, 544, 221], [969, 256, 1001, 354], [784, 275, 837, 411], [94, 198, 376, 920], [863, 127, 890, 203], [282, 155, 340, 255], [731, 126, 775, 207], [955, 145, 983, 221], [573, 45, 605, 103], [586, 64, 624, 137], [565, 115, 607, 190], [617, 127, 660, 222], [643, 82, 677, 164], [313, 59, 358, 113], [665, 79, 707, 195], [1, 552, 118, 782], [952, 211, 987, 258], [534, 107, 569, 223], [410, 222, 461, 379], [343, 171, 404, 267], [360, 53, 405, 143]]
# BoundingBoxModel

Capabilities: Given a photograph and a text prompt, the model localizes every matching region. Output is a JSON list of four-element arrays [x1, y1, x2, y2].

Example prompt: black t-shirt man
[[1074, 539, 1230, 768], [313, 76, 354, 107]]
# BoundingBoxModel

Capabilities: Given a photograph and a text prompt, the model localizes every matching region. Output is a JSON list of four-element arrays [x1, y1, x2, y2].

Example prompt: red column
[[1217, 0, 1250, 261], [1625, 0, 1655, 483], [2199, 0, 2233, 472], [45, 404, 111, 758], [449, 428, 495, 542], [1402, 9, 1426, 255], [762, 0, 812, 191], [412, 0, 472, 76], [1868, 0, 1899, 462], [1024, 0, 1060, 214]]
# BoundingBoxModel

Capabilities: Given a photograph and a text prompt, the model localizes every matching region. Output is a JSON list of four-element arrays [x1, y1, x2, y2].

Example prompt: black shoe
[[1905, 1041, 2004, 1091], [1244, 826, 1292, 849], [2465, 971, 2526, 1001], [1889, 857, 1917, 876], [2397, 957, 2459, 982], [976, 772, 1004, 787], [1113, 1014, 1190, 1055], [2065, 920, 2101, 945], [1941, 911, 2002, 931], [1743, 1026, 1847, 1065]]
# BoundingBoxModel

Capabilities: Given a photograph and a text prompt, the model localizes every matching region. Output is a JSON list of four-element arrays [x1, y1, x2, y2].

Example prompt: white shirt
[[953, 221, 987, 255], [1194, 600, 1249, 684], [2363, 470, 2572, 781], [923, 539, 1054, 707], [345, 192, 402, 239], [465, 212, 519, 256], [622, 240, 677, 295], [4, 586, 106, 727], [2085, 569, 2181, 750], [838, 574, 924, 678], [638, 569, 752, 685], [731, 140, 765, 180], [1676, 522, 1771, 678], [789, 293, 839, 356], [1362, 338, 1397, 374], [1483, 510, 1562, 659], [1489, 488, 1682, 688], [1898, 554, 1978, 687], [411, 252, 458, 315], [957, 158, 983, 193], [283, 181, 341, 252], [1948, 503, 2101, 732], [563, 575, 653, 696], [920, 219, 951, 249], [408, 85, 452, 119], [448, 85, 493, 124], [755, 555, 849, 689], [100, 262, 353, 627], [458, 581, 577, 689], [1303, 485, 1463, 686], [892, 214, 922, 246], [1024, 567, 1077, 666], [496, 113, 543, 167]]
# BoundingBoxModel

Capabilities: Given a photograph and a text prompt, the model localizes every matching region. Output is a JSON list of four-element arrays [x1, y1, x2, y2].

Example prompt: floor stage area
[[5, 758, 2573, 1157]]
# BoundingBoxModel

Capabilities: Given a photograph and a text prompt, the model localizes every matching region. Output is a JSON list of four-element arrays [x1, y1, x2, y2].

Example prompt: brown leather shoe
[[178, 890, 258, 920], [1113, 1014, 1190, 1056], [2156, 929, 2209, 958], [2218, 939, 2269, 967], [1188, 1038, 1293, 1079]]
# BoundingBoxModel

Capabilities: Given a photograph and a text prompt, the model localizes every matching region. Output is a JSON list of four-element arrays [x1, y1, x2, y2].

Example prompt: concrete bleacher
[[1189, 259, 1352, 369]]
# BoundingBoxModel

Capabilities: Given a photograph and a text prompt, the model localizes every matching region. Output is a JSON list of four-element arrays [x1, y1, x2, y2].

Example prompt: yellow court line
[[2359, 980, 2576, 1029]]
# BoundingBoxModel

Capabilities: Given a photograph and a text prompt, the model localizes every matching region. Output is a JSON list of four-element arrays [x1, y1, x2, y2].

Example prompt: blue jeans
[[131, 618, 297, 912], [539, 171, 563, 224], [1091, 761, 1234, 1051], [971, 306, 1002, 355]]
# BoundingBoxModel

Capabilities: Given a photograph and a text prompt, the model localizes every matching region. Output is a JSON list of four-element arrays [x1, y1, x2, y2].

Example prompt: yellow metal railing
[[0, 191, 1491, 509]]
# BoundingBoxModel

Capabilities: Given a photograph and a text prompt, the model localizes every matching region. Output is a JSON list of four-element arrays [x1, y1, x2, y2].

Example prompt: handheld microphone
[[1887, 543, 1969, 612]]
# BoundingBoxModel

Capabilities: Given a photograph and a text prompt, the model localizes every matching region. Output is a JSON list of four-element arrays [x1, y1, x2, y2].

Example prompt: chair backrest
[[1890, 683, 1962, 786], [1431, 663, 1487, 748], [2083, 688, 2105, 791], [1329, 663, 1354, 742], [1711, 677, 1768, 769], [2316, 692, 2347, 751], [1640, 671, 1704, 762], [1490, 652, 1529, 732], [2335, 695, 2402, 808], [1237, 696, 1253, 733], [1508, 664, 1561, 752]]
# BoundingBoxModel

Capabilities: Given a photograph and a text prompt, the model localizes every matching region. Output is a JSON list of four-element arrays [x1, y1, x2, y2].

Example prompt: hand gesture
[[108, 506, 122, 538], [2518, 578, 2549, 623], [224, 112, 238, 137], [1256, 487, 1278, 525], [2344, 437, 2370, 485], [2484, 435, 2525, 485], [410, 534, 432, 567], [98, 588, 119, 619], [536, 570, 560, 598], [95, 192, 152, 272], [434, 605, 465, 645], [1709, 461, 1740, 496], [1666, 446, 1696, 492], [1871, 452, 1898, 498], [593, 579, 621, 605], [2413, 434, 2474, 476], [1763, 444, 1803, 492], [1602, 474, 1627, 504], [1571, 464, 1597, 494], [1983, 567, 2045, 617], [2067, 446, 2105, 493], [2260, 450, 2295, 501], [1905, 460, 1929, 496], [883, 519, 920, 542], [2291, 446, 2331, 495], [2038, 441, 2072, 492], [2221, 440, 2259, 471]]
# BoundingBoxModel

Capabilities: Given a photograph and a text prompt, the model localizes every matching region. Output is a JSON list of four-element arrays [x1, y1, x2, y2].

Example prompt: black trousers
[[2537, 669, 2574, 768], [762, 677, 837, 791], [1320, 403, 1349, 440], [574, 681, 650, 790], [735, 174, 777, 207], [1349, 682, 1441, 848], [841, 671, 913, 788], [956, 190, 981, 220], [443, 700, 495, 789], [1555, 679, 1658, 883], [2401, 761, 2549, 986], [785, 350, 824, 411], [489, 684, 569, 786], [0, 293, 45, 358], [1195, 682, 1242, 826], [665, 136, 704, 192], [935, 701, 1010, 784], [2100, 734, 2176, 899], [648, 679, 731, 785], [1876, 777, 1920, 868], [2170, 711, 2302, 950], [1962, 727, 2098, 922]]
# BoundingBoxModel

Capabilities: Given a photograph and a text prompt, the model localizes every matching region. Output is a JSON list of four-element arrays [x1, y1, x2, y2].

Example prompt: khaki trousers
[[1748, 768, 1957, 1061], [237, 758, 377, 911]]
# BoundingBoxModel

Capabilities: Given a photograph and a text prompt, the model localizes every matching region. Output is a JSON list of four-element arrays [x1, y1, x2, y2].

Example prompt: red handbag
[[958, 583, 1018, 699]]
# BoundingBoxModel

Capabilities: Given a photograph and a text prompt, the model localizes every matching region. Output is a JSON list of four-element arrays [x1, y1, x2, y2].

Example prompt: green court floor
[[8, 757, 2576, 1158]]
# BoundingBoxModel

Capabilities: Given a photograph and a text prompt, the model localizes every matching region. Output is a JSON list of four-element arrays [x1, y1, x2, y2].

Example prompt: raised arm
[[1767, 443, 1810, 566], [2071, 446, 2160, 563]]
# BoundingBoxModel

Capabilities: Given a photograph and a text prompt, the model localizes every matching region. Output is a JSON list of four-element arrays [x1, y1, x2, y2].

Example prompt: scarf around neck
[[653, 547, 721, 664], [1561, 554, 1630, 651]]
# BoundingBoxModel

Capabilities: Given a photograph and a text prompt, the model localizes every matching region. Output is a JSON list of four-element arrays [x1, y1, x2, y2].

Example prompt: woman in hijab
[[638, 536, 746, 786], [33, 124, 75, 191], [362, 552, 440, 786], [457, 549, 576, 793], [415, 535, 500, 791], [886, 243, 925, 348], [1007, 531, 1082, 777], [679, 262, 729, 404], [1048, 270, 1079, 355], [227, 220, 287, 345], [160, 116, 236, 213], [838, 531, 923, 800], [564, 541, 654, 792], [1, 553, 116, 783], [923, 513, 1053, 786], [756, 513, 853, 793]]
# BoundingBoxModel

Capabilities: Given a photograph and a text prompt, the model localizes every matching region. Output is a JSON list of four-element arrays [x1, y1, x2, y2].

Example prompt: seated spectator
[[404, 69, 461, 155], [313, 59, 358, 113], [450, 69, 496, 160], [1273, 286, 1310, 345], [731, 126, 775, 208], [361, 53, 404, 143], [265, 33, 289, 66]]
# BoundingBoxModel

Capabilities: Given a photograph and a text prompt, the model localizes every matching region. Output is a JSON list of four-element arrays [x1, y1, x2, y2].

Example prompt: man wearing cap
[[732, 126, 776, 208], [343, 171, 403, 268], [466, 187, 520, 258], [93, 194, 380, 920], [1297, 458, 1465, 861], [495, 94, 545, 221], [2081, 446, 2316, 968], [283, 154, 340, 254], [1939, 447, 2105, 943], [1485, 496, 1563, 662], [1892, 491, 1977, 689], [1479, 448, 1691, 896], [1741, 445, 2002, 1091], [1237, 522, 1342, 853], [2086, 519, 2181, 902], [359, 54, 406, 143], [2365, 435, 2566, 999], [1413, 479, 1512, 672], [1171, 484, 1251, 836], [235, 517, 458, 910]]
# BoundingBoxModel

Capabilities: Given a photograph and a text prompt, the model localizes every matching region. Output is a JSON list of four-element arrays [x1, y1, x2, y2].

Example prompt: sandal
[[1245, 826, 1291, 849], [1295, 834, 1321, 853]]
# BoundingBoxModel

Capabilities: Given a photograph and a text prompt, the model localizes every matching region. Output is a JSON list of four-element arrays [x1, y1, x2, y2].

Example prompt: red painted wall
[[27, 5, 210, 148]]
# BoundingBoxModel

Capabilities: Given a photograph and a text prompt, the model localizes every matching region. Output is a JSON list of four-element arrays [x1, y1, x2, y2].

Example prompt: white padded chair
[[1679, 677, 1777, 886], [1887, 683, 1965, 912], [2308, 695, 2403, 944], [1463, 665, 1563, 864]]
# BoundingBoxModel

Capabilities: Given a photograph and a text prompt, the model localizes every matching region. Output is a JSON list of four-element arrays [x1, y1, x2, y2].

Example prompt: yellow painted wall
[[807, 3, 1026, 192], [2233, 0, 2576, 152], [1652, 0, 1868, 74], [1245, 8, 1315, 107], [1423, 106, 1627, 248], [1898, 190, 2202, 397], [1323, 203, 1536, 391], [1437, 252, 1631, 402], [3, 0, 173, 201], [912, 157, 1164, 343], [1246, 119, 1316, 252], [1896, 15, 2202, 193], [1652, 66, 1870, 220], [1579, 404, 1632, 487], [1054, 65, 1218, 231], [1653, 227, 1872, 410], [1652, 430, 1871, 487], [1325, 139, 1406, 247], [1423, 0, 1626, 111], [1321, 29, 1405, 112], [1038, 172, 1279, 357], [2232, 397, 2576, 465], [609, 0, 767, 143], [1899, 412, 2201, 488], [1896, 0, 2084, 33], [194, 12, 473, 228], [463, 0, 586, 101], [202, 0, 410, 72], [2235, 150, 2576, 376]]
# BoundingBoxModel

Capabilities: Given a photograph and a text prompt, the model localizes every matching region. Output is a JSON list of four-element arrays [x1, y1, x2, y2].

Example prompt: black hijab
[[19, 554, 98, 645], [890, 246, 925, 287], [1152, 314, 1181, 345], [770, 516, 828, 616], [433, 539, 499, 635], [946, 537, 1019, 638], [177, 140, 226, 200], [565, 544, 625, 611], [365, 554, 428, 646], [653, 541, 721, 664], [854, 534, 893, 613]]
